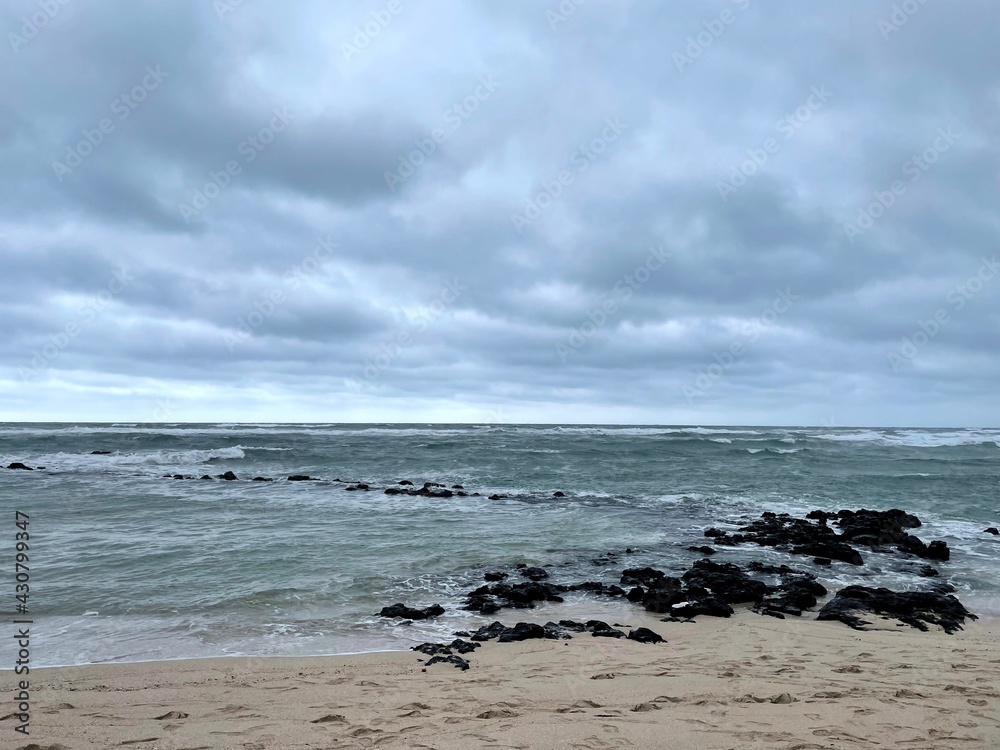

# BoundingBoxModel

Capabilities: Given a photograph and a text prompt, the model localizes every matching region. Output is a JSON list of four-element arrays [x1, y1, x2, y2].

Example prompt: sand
[[4, 611, 999, 750]]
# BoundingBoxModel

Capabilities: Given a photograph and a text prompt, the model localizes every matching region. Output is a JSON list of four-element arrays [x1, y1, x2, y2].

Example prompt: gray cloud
[[1, 0, 998, 425]]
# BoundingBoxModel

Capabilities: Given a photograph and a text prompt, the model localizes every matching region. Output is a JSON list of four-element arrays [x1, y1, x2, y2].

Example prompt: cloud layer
[[2, 0, 998, 425]]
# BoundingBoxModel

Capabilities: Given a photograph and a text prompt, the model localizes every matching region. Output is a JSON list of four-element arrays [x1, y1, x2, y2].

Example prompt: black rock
[[252, 476, 273, 482], [378, 603, 445, 620], [7, 462, 33, 471], [621, 567, 668, 588], [586, 620, 624, 638], [498, 622, 547, 642], [384, 487, 404, 495], [452, 484, 464, 489], [898, 535, 951, 561], [682, 559, 772, 604], [704, 527, 727, 538], [413, 639, 480, 656], [626, 586, 645, 603], [568, 581, 627, 598], [687, 545, 716, 555], [287, 475, 317, 481], [553, 491, 565, 497], [398, 480, 414, 485], [833, 508, 921, 546], [641, 577, 685, 614], [91, 450, 112, 455], [425, 654, 470, 670], [200, 475, 212, 480], [557, 619, 588, 632], [915, 565, 940, 577], [813, 557, 832, 565], [218, 471, 238, 480], [985, 527, 1000, 536], [627, 627, 664, 644], [816, 585, 977, 634], [520, 566, 549, 581], [712, 512, 866, 565], [668, 596, 734, 619], [926, 540, 950, 561], [483, 571, 508, 582], [463, 581, 566, 614]]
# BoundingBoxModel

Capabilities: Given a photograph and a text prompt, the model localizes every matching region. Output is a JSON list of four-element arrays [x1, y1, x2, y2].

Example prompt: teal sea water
[[1, 423, 998, 667]]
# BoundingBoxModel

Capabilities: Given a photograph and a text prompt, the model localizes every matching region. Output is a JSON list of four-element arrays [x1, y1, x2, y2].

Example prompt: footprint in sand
[[476, 708, 519, 719], [557, 700, 602, 713], [311, 713, 348, 724]]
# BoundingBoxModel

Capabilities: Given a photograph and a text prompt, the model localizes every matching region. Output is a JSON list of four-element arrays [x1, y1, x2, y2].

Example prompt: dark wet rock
[[813, 557, 832, 565], [91, 450, 112, 455], [344, 485, 357, 491], [710, 513, 865, 565], [7, 462, 33, 470], [356, 483, 370, 490], [469, 621, 507, 641], [287, 475, 317, 481], [667, 596, 734, 619], [626, 586, 645, 603], [218, 471, 238, 480], [200, 475, 212, 480], [745, 562, 800, 576], [682, 559, 772, 604], [621, 567, 668, 588], [378, 603, 445, 620], [172, 474, 190, 480], [413, 639, 480, 656], [567, 581, 627, 598], [898, 535, 951, 561], [384, 487, 404, 495], [985, 527, 999, 535], [832, 508, 921, 546], [625, 548, 634, 554], [498, 622, 548, 642], [557, 619, 588, 632], [483, 571, 508, 582], [423, 481, 444, 488], [753, 576, 826, 617], [586, 620, 624, 638], [704, 527, 727, 538], [641, 577, 685, 614], [520, 566, 549, 581], [252, 476, 273, 482], [452, 484, 464, 489], [553, 491, 565, 497], [914, 564, 940, 577], [688, 545, 716, 555], [398, 480, 414, 485], [816, 585, 977, 634], [463, 581, 566, 614], [627, 627, 664, 644], [425, 654, 470, 670], [488, 494, 505, 500]]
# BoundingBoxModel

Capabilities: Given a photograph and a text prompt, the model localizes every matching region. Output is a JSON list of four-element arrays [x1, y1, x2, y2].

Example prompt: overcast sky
[[2, 0, 998, 426]]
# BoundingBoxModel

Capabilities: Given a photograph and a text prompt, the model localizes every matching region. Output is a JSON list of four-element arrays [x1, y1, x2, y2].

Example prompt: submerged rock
[[7, 462, 33, 470], [287, 475, 317, 481], [218, 471, 238, 481], [985, 527, 999, 536]]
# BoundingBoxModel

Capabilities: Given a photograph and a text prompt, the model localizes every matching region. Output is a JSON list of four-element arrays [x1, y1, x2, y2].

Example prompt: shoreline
[[7, 612, 1000, 749]]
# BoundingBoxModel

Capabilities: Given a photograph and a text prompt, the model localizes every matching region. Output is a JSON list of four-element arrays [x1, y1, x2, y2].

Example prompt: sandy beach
[[6, 611, 999, 750]]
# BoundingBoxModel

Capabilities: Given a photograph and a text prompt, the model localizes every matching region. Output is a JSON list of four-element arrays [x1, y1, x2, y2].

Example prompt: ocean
[[1, 423, 998, 667]]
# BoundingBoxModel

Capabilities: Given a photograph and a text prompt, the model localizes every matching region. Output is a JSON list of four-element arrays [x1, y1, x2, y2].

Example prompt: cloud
[[1, 0, 998, 425]]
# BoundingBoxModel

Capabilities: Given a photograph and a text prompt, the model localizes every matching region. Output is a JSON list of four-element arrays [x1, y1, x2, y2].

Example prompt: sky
[[1, 0, 998, 426]]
